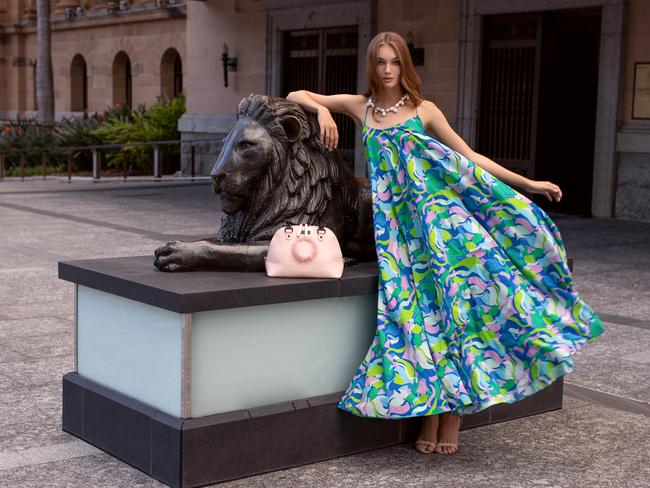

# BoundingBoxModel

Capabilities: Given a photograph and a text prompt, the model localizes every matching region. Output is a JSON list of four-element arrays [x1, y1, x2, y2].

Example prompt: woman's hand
[[525, 179, 563, 202], [318, 108, 339, 151]]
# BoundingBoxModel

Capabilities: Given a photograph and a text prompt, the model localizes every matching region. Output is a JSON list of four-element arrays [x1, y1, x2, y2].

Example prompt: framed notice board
[[632, 62, 650, 119]]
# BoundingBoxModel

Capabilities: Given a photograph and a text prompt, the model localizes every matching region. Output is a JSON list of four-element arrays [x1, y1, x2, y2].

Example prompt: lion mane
[[218, 94, 360, 248]]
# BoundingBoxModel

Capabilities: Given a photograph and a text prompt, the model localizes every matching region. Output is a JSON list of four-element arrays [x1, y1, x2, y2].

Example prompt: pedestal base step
[[63, 372, 563, 488]]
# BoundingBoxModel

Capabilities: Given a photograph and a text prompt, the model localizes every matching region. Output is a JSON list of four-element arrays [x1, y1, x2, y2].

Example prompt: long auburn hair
[[363, 31, 424, 120]]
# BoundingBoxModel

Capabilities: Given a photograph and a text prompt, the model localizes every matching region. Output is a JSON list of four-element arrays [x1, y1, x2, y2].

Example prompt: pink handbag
[[264, 224, 345, 278]]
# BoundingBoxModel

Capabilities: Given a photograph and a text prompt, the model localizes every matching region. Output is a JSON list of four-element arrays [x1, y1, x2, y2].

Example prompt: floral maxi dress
[[336, 111, 605, 418]]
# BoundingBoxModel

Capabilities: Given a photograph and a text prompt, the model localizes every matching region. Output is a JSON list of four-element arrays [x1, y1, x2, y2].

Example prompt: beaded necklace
[[366, 93, 410, 117]]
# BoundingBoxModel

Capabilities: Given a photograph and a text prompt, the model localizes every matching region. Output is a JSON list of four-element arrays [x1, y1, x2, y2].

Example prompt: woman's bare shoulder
[[347, 94, 370, 125], [417, 99, 447, 131], [418, 99, 443, 114]]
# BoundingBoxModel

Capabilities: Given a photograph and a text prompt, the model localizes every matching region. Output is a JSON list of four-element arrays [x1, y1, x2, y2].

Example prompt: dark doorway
[[477, 8, 601, 216], [536, 9, 600, 216], [281, 26, 358, 170]]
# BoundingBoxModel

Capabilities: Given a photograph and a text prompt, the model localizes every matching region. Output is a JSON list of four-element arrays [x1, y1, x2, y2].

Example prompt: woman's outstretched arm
[[286, 91, 365, 150], [420, 100, 562, 202]]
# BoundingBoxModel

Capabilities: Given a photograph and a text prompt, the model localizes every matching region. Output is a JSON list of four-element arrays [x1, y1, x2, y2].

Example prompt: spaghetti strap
[[415, 103, 418, 116], [363, 103, 370, 127]]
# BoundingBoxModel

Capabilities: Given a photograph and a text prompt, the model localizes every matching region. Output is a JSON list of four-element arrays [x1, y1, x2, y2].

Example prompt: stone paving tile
[[0, 419, 72, 453], [554, 216, 650, 248], [0, 265, 71, 290], [583, 297, 650, 324], [0, 373, 15, 391], [571, 281, 650, 324], [0, 440, 101, 472], [0, 316, 72, 340], [569, 321, 650, 402], [560, 393, 592, 410], [0, 248, 52, 269], [1, 356, 73, 390], [0, 300, 74, 321], [632, 383, 650, 402], [0, 453, 164, 488], [218, 401, 649, 488], [1, 333, 73, 360], [568, 242, 650, 270], [576, 266, 650, 290], [0, 344, 28, 363], [1, 183, 219, 240], [0, 383, 62, 429]]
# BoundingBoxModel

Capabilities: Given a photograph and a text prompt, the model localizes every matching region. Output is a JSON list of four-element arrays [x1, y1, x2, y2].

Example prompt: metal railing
[[0, 137, 221, 182]]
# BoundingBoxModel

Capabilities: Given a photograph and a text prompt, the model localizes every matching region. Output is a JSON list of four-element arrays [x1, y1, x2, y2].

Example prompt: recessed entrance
[[477, 8, 601, 216]]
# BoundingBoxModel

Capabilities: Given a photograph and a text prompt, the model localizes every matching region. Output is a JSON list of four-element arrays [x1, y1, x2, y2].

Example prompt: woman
[[286, 31, 604, 455]]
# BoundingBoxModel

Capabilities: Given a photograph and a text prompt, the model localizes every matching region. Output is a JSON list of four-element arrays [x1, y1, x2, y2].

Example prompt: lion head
[[210, 94, 359, 246]]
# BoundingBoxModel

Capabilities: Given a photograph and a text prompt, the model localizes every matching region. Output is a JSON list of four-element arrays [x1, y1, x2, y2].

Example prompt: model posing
[[287, 31, 604, 455]]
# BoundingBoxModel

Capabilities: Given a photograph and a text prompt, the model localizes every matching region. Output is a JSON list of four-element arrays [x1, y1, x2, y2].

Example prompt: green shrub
[[54, 114, 104, 171], [0, 94, 186, 174], [91, 94, 186, 170], [4, 164, 67, 177], [0, 121, 57, 168]]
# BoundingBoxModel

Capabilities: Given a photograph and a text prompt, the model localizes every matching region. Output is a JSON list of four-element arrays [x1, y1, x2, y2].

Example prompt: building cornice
[[0, 4, 186, 35]]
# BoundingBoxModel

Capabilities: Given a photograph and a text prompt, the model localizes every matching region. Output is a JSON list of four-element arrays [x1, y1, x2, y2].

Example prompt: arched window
[[113, 51, 132, 109], [70, 54, 88, 112], [160, 48, 183, 100]]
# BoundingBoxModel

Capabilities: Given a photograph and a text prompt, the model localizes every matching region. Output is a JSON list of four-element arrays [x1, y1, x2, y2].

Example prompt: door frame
[[264, 0, 376, 177], [458, 0, 626, 218]]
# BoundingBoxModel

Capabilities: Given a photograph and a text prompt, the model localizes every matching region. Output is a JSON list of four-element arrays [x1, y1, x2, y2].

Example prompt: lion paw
[[154, 241, 194, 272]]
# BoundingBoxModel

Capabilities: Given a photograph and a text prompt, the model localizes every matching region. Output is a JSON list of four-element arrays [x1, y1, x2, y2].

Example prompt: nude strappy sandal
[[414, 438, 437, 454], [434, 414, 463, 455], [415, 416, 439, 454]]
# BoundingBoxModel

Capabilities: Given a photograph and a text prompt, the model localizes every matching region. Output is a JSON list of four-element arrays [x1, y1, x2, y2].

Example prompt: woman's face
[[375, 43, 401, 91]]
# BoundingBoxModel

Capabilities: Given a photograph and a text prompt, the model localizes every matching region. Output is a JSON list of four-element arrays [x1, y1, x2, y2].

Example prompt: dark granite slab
[[58, 256, 574, 314], [58, 255, 379, 313]]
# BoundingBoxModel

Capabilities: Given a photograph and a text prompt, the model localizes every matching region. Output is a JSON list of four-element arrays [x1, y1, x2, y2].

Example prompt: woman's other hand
[[525, 180, 563, 202], [317, 108, 339, 151]]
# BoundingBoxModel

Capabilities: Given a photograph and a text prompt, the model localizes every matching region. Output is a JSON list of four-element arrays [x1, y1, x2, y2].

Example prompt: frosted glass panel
[[191, 294, 377, 417], [77, 285, 183, 416]]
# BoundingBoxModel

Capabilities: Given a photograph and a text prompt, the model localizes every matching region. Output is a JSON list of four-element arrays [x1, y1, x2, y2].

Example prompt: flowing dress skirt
[[337, 116, 604, 418]]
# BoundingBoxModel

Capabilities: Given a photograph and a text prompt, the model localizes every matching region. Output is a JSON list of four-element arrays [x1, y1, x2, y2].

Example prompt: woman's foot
[[434, 412, 462, 455], [414, 414, 440, 454]]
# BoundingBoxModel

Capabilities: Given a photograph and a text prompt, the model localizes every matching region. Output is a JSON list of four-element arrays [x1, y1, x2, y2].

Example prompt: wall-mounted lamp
[[406, 30, 424, 66], [221, 43, 238, 88]]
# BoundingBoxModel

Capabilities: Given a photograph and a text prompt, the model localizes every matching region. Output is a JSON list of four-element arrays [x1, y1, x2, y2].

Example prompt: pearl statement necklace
[[367, 94, 410, 117]]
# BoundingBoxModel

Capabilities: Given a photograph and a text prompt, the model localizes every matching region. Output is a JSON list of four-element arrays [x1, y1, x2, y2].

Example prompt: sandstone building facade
[[1, 0, 648, 221], [0, 0, 185, 118]]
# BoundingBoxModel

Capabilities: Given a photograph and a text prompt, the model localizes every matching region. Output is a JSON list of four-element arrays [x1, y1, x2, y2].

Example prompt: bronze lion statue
[[154, 94, 375, 272]]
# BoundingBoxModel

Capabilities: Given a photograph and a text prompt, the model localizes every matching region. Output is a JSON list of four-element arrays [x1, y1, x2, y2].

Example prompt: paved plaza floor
[[0, 178, 649, 487]]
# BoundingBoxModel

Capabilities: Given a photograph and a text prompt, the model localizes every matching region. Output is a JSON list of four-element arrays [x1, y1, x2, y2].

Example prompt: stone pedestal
[[58, 256, 568, 488]]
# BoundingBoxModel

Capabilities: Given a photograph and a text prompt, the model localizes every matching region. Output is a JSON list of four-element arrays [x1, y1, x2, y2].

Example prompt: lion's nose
[[210, 171, 226, 195], [211, 171, 226, 185]]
